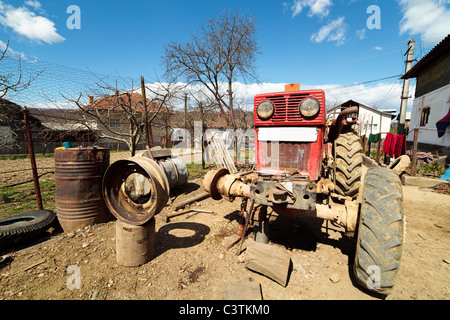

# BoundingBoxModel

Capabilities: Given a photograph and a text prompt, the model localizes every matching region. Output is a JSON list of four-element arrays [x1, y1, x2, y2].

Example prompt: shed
[[328, 100, 395, 140]]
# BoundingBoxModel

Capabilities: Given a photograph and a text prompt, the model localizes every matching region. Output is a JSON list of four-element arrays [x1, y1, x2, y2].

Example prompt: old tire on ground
[[387, 155, 411, 175], [0, 210, 56, 250], [353, 167, 404, 295], [334, 132, 362, 198]]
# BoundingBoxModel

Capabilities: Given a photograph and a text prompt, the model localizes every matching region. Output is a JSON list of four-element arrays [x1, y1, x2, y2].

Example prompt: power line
[[325, 74, 403, 92], [268, 40, 411, 81]]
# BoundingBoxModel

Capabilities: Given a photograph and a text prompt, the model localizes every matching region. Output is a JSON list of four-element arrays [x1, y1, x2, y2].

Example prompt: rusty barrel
[[55, 147, 110, 233]]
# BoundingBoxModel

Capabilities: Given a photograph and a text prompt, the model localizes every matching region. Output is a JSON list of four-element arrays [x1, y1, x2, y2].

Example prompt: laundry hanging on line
[[368, 133, 380, 143], [382, 132, 406, 158], [436, 107, 450, 138]]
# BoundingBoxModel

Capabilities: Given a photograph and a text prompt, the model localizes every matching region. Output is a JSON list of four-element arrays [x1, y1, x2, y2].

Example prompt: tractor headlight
[[257, 100, 275, 120], [299, 98, 320, 118]]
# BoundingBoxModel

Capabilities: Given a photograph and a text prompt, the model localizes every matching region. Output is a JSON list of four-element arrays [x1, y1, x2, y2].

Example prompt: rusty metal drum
[[55, 147, 110, 233]]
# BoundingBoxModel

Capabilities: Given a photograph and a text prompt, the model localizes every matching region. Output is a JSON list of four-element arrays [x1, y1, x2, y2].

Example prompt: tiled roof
[[87, 92, 165, 113], [402, 34, 450, 79]]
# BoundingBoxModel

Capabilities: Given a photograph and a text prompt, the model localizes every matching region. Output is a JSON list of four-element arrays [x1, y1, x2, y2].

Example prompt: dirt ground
[[0, 153, 449, 300]]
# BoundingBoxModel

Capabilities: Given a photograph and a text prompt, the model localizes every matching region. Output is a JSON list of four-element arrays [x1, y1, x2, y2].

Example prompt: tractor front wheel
[[353, 167, 404, 295], [334, 132, 362, 198]]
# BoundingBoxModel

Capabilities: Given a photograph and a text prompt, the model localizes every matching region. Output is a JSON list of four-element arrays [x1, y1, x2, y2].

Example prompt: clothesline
[[411, 127, 440, 132]]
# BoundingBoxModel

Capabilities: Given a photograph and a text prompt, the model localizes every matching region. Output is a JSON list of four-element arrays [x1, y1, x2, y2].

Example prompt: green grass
[[0, 179, 56, 218], [0, 153, 54, 160], [186, 163, 215, 180]]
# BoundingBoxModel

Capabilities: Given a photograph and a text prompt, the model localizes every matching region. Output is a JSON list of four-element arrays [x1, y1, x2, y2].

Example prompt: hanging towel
[[383, 133, 406, 158], [382, 133, 394, 158], [394, 134, 405, 157], [368, 133, 380, 143], [436, 107, 450, 138]]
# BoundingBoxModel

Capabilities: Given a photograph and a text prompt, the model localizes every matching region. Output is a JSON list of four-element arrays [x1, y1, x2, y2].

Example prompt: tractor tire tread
[[353, 167, 404, 295]]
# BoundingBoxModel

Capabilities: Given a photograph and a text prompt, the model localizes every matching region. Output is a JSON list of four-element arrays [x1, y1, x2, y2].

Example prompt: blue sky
[[1, 0, 450, 110]]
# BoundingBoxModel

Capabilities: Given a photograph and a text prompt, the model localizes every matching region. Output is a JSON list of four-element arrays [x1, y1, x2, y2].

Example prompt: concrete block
[[401, 175, 443, 188]]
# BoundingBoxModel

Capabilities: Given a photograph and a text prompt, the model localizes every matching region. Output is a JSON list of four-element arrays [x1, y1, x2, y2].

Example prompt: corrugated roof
[[402, 34, 450, 79]]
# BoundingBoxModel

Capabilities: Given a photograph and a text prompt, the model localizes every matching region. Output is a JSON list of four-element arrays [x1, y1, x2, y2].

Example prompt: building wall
[[415, 51, 450, 98], [407, 83, 450, 148]]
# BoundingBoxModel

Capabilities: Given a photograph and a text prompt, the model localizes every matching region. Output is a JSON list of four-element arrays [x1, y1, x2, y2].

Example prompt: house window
[[420, 107, 430, 127], [110, 119, 120, 128], [373, 123, 378, 131]]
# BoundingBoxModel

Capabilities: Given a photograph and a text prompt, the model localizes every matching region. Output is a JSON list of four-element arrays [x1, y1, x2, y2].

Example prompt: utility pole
[[184, 92, 188, 130], [398, 39, 415, 135], [184, 93, 188, 146], [141, 75, 151, 147]]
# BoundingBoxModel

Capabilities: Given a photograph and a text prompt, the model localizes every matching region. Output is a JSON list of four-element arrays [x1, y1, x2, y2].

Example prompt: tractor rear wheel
[[334, 132, 362, 198], [353, 167, 404, 295]]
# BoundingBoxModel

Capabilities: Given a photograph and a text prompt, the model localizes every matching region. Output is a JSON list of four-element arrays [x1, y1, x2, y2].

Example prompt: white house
[[328, 100, 394, 140], [402, 34, 450, 154]]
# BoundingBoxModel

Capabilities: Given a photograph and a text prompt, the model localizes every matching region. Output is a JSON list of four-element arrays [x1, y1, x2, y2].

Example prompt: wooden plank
[[245, 240, 291, 287], [224, 282, 262, 300], [221, 234, 241, 250], [210, 138, 237, 174]]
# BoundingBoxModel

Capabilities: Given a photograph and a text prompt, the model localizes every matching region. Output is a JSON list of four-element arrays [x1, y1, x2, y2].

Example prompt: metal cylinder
[[55, 147, 110, 233], [135, 149, 188, 190], [116, 218, 155, 267], [158, 157, 189, 189], [103, 156, 170, 225]]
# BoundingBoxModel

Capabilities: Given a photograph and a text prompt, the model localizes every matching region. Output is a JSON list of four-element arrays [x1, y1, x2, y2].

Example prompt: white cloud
[[322, 82, 410, 111], [0, 1, 65, 44], [24, 0, 42, 11], [398, 0, 450, 46], [310, 17, 347, 46], [163, 81, 410, 112], [373, 46, 383, 51], [288, 0, 333, 18], [356, 28, 366, 40]]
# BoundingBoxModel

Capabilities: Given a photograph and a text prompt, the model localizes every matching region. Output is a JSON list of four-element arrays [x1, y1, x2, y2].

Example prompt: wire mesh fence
[[0, 52, 152, 155]]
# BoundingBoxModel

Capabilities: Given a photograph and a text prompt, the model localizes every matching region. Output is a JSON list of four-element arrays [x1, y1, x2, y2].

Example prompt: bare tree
[[162, 10, 260, 129], [64, 78, 181, 156], [0, 41, 42, 152], [1, 41, 42, 99]]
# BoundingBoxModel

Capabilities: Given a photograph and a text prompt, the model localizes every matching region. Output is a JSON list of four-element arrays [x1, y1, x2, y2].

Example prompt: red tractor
[[203, 85, 404, 295]]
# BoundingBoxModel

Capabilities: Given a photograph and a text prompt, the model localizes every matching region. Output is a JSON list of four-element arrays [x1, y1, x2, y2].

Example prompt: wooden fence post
[[23, 107, 43, 210], [411, 128, 419, 176]]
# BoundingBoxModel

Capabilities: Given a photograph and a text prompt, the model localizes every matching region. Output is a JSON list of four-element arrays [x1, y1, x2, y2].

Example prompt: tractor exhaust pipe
[[327, 106, 358, 143]]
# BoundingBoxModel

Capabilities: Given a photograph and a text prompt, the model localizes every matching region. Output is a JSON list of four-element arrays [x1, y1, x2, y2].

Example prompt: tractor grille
[[254, 91, 326, 125], [268, 94, 309, 122]]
